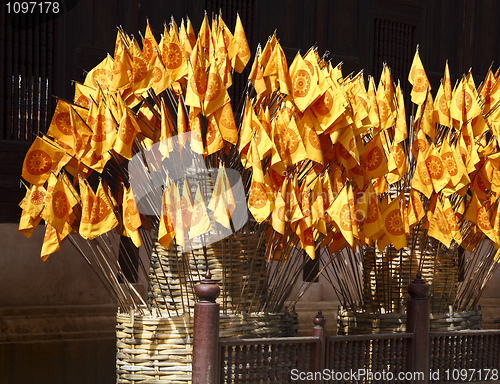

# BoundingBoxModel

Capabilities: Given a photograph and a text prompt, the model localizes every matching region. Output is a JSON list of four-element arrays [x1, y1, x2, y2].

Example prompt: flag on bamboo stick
[[232, 14, 251, 73], [362, 133, 388, 179], [74, 82, 97, 109], [84, 55, 114, 90], [19, 209, 42, 238], [123, 186, 142, 247], [188, 107, 205, 155], [180, 177, 194, 236], [85, 180, 119, 239], [408, 188, 425, 230], [142, 21, 159, 66], [214, 101, 238, 145], [381, 197, 406, 250], [205, 113, 224, 155], [411, 146, 434, 198], [358, 182, 382, 239], [41, 175, 78, 234], [19, 184, 46, 219], [40, 223, 62, 262], [289, 52, 321, 112], [204, 56, 231, 116], [158, 185, 176, 250], [408, 47, 430, 105], [377, 66, 396, 129], [443, 197, 462, 245], [185, 43, 207, 109], [111, 33, 133, 90], [433, 62, 452, 126], [188, 185, 213, 239], [159, 99, 174, 159], [208, 169, 231, 230], [465, 194, 497, 244], [249, 48, 268, 95], [327, 184, 355, 247], [425, 144, 450, 193], [78, 175, 95, 239], [114, 104, 141, 159], [428, 196, 453, 248], [415, 91, 435, 141], [248, 139, 273, 223], [297, 112, 323, 165], [394, 83, 408, 143]]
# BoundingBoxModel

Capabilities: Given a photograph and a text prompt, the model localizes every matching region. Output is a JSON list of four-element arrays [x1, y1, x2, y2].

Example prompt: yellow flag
[[158, 185, 176, 250], [111, 33, 133, 90], [433, 62, 452, 126], [381, 197, 406, 250], [19, 209, 42, 238], [297, 112, 323, 165], [408, 48, 431, 104], [188, 107, 205, 155], [249, 49, 268, 95], [86, 180, 119, 240], [78, 175, 95, 239], [19, 184, 46, 219], [204, 56, 231, 116], [40, 175, 78, 234], [357, 182, 382, 239], [84, 55, 114, 90], [362, 133, 389, 179], [232, 14, 251, 73], [22, 137, 65, 186], [41, 223, 62, 262], [214, 102, 238, 145], [205, 113, 225, 155], [208, 169, 232, 230], [74, 82, 97, 109], [425, 144, 450, 193], [114, 104, 141, 159], [274, 108, 308, 166], [128, 38, 155, 97], [189, 185, 213, 239], [408, 188, 425, 230], [415, 91, 435, 141], [443, 196, 462, 245], [159, 99, 174, 159], [327, 185, 355, 247], [123, 186, 142, 247], [142, 21, 159, 66], [248, 139, 274, 223], [180, 178, 194, 236], [428, 196, 453, 248], [411, 146, 434, 198], [185, 43, 206, 109], [289, 52, 321, 112], [271, 187, 286, 235], [465, 194, 496, 244]]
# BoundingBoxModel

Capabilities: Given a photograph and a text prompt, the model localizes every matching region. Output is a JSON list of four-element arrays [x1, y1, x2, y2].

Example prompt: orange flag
[[433, 62, 452, 127], [232, 14, 251, 73], [327, 184, 355, 247], [214, 102, 238, 145], [428, 196, 453, 248], [408, 47, 431, 105], [84, 55, 114, 90], [19, 184, 46, 219], [443, 196, 463, 245], [425, 144, 450, 193], [289, 52, 321, 112], [114, 104, 141, 159], [40, 223, 62, 262], [205, 114, 225, 155], [188, 185, 213, 239], [78, 175, 95, 239], [204, 55, 231, 116], [362, 133, 388, 180], [41, 175, 78, 234], [19, 209, 42, 238], [86, 180, 119, 240], [185, 43, 207, 109], [142, 21, 159, 66], [158, 185, 176, 250], [408, 188, 425, 230], [248, 139, 274, 223], [465, 194, 497, 244], [381, 197, 406, 250], [123, 186, 142, 247], [128, 38, 155, 98], [356, 182, 382, 239], [411, 146, 434, 198]]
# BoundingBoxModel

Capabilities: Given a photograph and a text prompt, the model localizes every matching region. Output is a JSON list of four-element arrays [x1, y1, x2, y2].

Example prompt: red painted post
[[312, 310, 326, 379], [406, 272, 430, 384], [192, 270, 220, 384]]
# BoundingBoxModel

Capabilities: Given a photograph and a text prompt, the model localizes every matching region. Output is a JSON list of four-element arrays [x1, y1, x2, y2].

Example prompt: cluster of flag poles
[[17, 11, 500, 316]]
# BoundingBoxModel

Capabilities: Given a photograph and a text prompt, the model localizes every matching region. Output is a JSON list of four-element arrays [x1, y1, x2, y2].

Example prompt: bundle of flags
[[18, 9, 500, 271], [19, 13, 250, 260]]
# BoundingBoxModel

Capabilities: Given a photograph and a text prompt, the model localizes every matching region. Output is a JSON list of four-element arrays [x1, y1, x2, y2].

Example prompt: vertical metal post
[[312, 310, 326, 381], [406, 272, 430, 384], [192, 270, 220, 384]]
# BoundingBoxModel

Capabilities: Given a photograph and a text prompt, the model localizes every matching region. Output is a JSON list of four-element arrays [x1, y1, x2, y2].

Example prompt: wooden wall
[[1, 0, 499, 222]]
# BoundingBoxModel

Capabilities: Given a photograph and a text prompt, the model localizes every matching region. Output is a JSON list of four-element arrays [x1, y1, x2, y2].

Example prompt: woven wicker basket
[[116, 311, 299, 383], [149, 231, 268, 315]]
